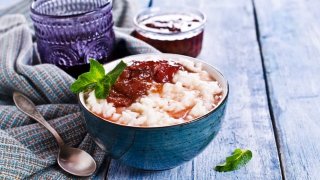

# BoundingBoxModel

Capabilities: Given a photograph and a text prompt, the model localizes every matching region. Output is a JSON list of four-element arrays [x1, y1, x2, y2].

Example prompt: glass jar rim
[[133, 7, 206, 36], [30, 0, 112, 19]]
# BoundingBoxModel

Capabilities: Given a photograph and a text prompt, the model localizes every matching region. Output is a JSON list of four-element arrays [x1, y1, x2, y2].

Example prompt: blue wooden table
[[1, 0, 320, 179]]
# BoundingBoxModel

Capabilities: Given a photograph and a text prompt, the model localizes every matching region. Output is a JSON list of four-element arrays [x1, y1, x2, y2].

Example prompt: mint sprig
[[215, 148, 252, 172], [70, 59, 127, 99]]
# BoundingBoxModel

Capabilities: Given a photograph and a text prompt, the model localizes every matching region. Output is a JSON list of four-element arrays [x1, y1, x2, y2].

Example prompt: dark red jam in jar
[[132, 9, 206, 57]]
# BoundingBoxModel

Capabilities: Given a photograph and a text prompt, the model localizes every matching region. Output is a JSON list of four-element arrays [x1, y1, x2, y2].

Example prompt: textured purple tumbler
[[30, 0, 115, 77]]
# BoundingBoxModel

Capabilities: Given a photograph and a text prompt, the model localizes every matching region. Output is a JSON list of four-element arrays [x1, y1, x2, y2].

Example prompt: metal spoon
[[13, 92, 96, 177]]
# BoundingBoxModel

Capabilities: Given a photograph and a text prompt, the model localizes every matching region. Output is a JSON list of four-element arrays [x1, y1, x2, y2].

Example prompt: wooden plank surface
[[254, 0, 320, 179], [107, 0, 282, 179], [0, 0, 22, 10]]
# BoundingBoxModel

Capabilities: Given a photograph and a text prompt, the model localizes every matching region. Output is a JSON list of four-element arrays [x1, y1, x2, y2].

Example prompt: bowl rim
[[78, 53, 229, 129], [30, 0, 112, 19]]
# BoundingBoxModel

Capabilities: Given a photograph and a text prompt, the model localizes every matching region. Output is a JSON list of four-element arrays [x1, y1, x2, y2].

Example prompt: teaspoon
[[13, 92, 96, 177]]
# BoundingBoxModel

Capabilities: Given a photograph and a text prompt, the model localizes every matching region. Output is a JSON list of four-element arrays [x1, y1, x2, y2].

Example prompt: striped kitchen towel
[[0, 1, 159, 179]]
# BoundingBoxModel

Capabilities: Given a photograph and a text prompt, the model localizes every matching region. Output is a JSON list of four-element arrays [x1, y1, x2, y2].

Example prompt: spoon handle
[[13, 92, 65, 147]]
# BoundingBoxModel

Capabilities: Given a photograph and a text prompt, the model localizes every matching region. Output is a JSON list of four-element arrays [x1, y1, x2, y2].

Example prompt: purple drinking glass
[[30, 0, 115, 77]]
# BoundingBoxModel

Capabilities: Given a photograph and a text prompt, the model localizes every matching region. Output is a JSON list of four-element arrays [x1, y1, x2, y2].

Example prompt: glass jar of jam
[[132, 8, 206, 58]]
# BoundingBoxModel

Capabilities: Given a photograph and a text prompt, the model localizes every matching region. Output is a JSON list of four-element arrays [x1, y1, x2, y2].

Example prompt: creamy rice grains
[[84, 60, 223, 127]]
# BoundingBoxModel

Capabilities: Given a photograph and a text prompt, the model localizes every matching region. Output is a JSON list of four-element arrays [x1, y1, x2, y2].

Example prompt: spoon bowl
[[13, 92, 97, 176], [58, 145, 97, 177]]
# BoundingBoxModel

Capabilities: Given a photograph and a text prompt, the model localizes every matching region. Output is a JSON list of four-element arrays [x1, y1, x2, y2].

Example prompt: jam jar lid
[[133, 7, 206, 41]]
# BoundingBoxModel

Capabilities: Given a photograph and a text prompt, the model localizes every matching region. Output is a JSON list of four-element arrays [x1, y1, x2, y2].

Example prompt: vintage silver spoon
[[13, 92, 96, 177]]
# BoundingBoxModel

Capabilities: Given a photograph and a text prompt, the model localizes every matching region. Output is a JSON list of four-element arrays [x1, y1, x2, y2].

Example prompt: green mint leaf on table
[[215, 148, 252, 172], [70, 59, 127, 99]]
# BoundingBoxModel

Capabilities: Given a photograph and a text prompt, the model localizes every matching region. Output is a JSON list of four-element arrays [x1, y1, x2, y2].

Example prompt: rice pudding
[[84, 60, 223, 127]]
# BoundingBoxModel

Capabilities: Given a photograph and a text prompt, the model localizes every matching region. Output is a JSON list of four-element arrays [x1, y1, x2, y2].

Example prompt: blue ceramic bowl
[[79, 53, 229, 170]]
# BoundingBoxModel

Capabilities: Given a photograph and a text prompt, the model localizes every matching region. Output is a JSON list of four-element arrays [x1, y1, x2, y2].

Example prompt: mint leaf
[[95, 76, 111, 99], [88, 58, 106, 79], [70, 59, 105, 93], [215, 148, 252, 172], [107, 61, 127, 84], [70, 73, 95, 93], [70, 59, 127, 99]]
